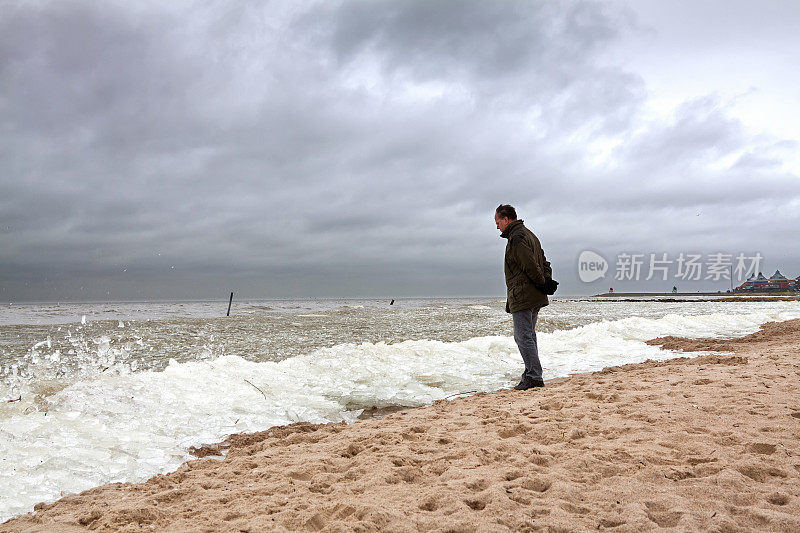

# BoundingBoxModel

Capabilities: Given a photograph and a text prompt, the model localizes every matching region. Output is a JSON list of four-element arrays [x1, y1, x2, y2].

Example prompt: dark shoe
[[514, 378, 545, 390]]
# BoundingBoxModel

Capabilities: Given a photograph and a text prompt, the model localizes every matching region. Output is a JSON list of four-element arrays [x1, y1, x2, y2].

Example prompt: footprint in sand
[[521, 477, 551, 493], [748, 442, 776, 455], [497, 423, 530, 438], [465, 478, 490, 492], [308, 476, 334, 494], [598, 517, 627, 528], [463, 497, 487, 510], [767, 492, 790, 506], [529, 454, 550, 467], [736, 464, 788, 482], [418, 496, 439, 511], [568, 428, 586, 441], [304, 512, 326, 531], [560, 502, 591, 515], [288, 470, 313, 481], [645, 501, 683, 528], [646, 510, 683, 528], [507, 491, 531, 505], [341, 442, 363, 457]]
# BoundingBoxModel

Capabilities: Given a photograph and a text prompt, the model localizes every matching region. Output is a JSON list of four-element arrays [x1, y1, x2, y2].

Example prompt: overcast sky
[[2, 0, 799, 302]]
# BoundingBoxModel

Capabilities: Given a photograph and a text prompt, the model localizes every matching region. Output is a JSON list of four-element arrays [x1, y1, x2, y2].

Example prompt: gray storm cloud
[[1, 0, 798, 301]]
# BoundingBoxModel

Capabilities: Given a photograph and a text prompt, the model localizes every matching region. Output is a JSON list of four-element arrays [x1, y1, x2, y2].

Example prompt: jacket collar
[[501, 219, 524, 239]]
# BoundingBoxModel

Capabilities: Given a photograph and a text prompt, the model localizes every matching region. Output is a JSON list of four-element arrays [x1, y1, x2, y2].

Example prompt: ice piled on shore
[[1, 307, 799, 521]]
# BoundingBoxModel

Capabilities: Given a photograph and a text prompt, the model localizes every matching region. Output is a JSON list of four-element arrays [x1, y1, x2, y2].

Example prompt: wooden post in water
[[227, 292, 234, 316]]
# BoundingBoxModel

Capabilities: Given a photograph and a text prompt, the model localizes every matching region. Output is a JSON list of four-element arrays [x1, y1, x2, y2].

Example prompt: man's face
[[494, 213, 510, 232]]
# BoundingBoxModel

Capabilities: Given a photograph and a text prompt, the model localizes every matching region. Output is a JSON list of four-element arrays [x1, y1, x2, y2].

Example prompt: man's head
[[494, 204, 517, 232]]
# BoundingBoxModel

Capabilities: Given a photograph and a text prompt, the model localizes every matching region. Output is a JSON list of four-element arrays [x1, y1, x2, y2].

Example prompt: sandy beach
[[4, 319, 800, 532]]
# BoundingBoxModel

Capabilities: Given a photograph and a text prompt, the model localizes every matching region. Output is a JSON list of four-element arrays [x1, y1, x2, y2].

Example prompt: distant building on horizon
[[735, 270, 798, 292]]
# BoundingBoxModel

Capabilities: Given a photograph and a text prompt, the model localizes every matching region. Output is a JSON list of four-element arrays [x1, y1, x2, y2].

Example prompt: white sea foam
[[1, 308, 798, 520]]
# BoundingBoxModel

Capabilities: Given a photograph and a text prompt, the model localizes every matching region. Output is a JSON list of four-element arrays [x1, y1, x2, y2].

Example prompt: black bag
[[538, 278, 559, 295]]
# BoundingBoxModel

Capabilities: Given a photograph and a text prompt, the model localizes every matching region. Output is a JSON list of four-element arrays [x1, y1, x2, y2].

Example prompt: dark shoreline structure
[[593, 269, 800, 298], [593, 292, 800, 299], [735, 270, 800, 293]]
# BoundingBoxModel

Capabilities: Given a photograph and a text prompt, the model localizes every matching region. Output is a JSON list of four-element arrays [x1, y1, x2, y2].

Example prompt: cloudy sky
[[2, 0, 799, 302]]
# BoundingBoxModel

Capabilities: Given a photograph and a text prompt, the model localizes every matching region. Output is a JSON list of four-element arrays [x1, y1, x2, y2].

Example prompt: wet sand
[[3, 320, 800, 532]]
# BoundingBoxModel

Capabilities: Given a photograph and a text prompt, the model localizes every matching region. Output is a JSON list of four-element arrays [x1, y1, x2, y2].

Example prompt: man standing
[[494, 204, 552, 390]]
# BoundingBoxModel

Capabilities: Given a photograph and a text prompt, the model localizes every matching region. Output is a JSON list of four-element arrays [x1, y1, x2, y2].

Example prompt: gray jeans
[[512, 307, 542, 381]]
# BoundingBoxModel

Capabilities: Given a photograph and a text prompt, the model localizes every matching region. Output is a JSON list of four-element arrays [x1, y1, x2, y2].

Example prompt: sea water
[[1, 297, 799, 520]]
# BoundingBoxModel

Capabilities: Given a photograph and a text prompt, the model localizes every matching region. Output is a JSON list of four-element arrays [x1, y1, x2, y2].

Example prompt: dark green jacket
[[501, 220, 552, 313]]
